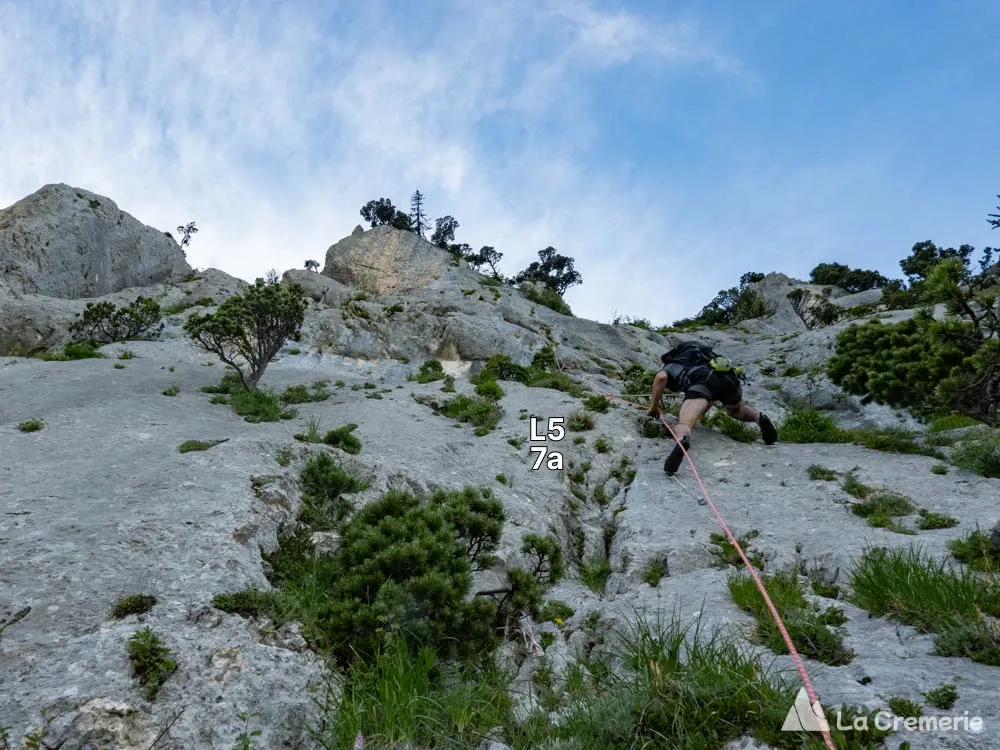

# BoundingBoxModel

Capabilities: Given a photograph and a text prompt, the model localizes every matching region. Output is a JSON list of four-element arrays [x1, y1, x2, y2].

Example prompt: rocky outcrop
[[321, 224, 456, 295], [0, 183, 191, 299]]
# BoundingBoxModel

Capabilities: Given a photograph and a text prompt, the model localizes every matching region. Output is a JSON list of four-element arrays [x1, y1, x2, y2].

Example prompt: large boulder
[[321, 224, 452, 295], [0, 183, 191, 299]]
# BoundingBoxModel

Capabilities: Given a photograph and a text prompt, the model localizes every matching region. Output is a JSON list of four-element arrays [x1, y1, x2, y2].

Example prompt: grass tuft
[[127, 627, 177, 701], [18, 419, 44, 432], [111, 594, 157, 619]]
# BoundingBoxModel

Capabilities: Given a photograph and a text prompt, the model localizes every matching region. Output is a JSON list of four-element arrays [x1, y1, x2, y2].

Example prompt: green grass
[[844, 426, 945, 459], [127, 627, 177, 701], [110, 594, 157, 619], [118, 349, 135, 360], [807, 465, 837, 481], [594, 437, 612, 453], [728, 571, 855, 666], [921, 683, 958, 710], [947, 529, 1000, 571], [53, 339, 107, 360], [580, 555, 613, 594], [778, 408, 945, 459], [18, 419, 44, 432], [916, 509, 959, 530], [709, 530, 765, 570], [506, 610, 886, 749], [162, 384, 180, 396], [178, 439, 227, 453], [851, 492, 915, 534], [841, 473, 871, 499], [315, 637, 515, 750], [642, 557, 667, 587], [705, 410, 758, 443], [113, 363, 126, 369], [848, 545, 1000, 666], [229, 389, 297, 423], [928, 414, 980, 432], [931, 463, 949, 475], [441, 375, 456, 392], [507, 437, 524, 449], [279, 381, 331, 404], [321, 423, 362, 454], [951, 429, 1000, 478], [538, 600, 574, 624], [213, 588, 276, 619]]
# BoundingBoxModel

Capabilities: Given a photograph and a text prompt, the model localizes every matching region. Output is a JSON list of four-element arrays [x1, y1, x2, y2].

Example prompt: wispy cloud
[[2, 0, 996, 327]]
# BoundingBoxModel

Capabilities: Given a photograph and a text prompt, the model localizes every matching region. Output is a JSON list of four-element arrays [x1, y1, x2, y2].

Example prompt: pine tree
[[410, 190, 428, 238]]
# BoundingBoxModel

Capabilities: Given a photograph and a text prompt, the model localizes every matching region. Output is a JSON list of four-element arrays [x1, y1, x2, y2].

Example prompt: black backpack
[[661, 341, 749, 384], [661, 340, 717, 368]]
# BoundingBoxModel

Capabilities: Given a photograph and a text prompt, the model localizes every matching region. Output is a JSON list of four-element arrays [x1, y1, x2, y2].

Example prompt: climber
[[646, 340, 778, 475]]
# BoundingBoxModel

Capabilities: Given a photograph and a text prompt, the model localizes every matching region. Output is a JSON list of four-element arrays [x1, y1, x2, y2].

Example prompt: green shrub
[[60, 339, 106, 359], [185, 279, 307, 390], [229, 389, 296, 423], [931, 463, 949, 475], [296, 487, 508, 665], [520, 282, 572, 315], [851, 491, 915, 534], [951, 430, 1000, 477], [777, 407, 845, 443], [441, 375, 455, 392], [127, 628, 177, 701], [917, 509, 959, 530], [480, 347, 584, 396], [948, 529, 1000, 572], [297, 452, 370, 531], [416, 394, 504, 436], [886, 696, 922, 718], [594, 437, 612, 453], [18, 419, 44, 432], [473, 374, 505, 401], [111, 594, 157, 619], [538, 600, 574, 623], [69, 297, 164, 343], [413, 359, 446, 383], [583, 394, 610, 412], [280, 381, 331, 404], [162, 384, 180, 397], [728, 570, 854, 666], [567, 410, 596, 431], [922, 684, 958, 710], [321, 423, 362, 454]]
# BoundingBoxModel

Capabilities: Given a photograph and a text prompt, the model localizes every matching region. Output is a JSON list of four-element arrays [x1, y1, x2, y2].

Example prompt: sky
[[2, 0, 998, 325]]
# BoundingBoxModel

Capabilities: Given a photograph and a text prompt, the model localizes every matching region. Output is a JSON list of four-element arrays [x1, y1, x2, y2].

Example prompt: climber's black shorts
[[662, 366, 743, 406]]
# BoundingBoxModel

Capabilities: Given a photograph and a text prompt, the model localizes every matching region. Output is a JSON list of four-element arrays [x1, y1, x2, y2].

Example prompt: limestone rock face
[[0, 183, 191, 299], [321, 224, 451, 295]]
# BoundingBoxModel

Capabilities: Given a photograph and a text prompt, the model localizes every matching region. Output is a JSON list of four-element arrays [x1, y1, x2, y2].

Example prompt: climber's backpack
[[661, 341, 748, 384]]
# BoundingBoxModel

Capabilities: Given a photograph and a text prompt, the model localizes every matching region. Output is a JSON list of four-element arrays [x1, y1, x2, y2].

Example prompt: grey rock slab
[[0, 183, 191, 299]]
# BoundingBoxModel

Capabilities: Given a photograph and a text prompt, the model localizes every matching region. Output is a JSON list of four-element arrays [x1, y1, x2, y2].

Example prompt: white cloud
[[1, 0, 785, 327]]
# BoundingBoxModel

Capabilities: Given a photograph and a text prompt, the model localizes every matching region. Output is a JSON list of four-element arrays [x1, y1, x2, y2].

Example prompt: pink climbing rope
[[605, 394, 836, 750]]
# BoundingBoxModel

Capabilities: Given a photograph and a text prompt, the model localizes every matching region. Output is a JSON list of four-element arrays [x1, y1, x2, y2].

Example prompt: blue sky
[[2, 0, 998, 325]]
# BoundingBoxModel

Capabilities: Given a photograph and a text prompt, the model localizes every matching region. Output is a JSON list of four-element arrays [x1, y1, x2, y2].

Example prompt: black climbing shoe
[[759, 413, 778, 445], [664, 435, 690, 475]]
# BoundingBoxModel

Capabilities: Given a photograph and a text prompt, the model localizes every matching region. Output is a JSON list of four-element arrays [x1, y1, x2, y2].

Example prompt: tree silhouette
[[431, 216, 460, 249], [360, 197, 414, 230], [176, 221, 198, 256], [410, 190, 428, 238], [513, 247, 582, 295], [989, 195, 1000, 230], [467, 246, 504, 279]]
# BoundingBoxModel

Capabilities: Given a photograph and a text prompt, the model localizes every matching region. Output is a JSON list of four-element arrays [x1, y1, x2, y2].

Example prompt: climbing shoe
[[664, 435, 690, 476], [759, 413, 778, 445]]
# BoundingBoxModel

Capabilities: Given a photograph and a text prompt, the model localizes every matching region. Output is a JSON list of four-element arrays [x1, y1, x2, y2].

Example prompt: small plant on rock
[[18, 419, 44, 432], [127, 627, 177, 701], [111, 594, 157, 619]]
